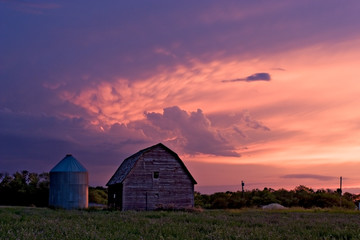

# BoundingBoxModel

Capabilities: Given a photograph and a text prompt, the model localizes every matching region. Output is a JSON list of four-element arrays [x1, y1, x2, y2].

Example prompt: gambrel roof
[[106, 143, 197, 186]]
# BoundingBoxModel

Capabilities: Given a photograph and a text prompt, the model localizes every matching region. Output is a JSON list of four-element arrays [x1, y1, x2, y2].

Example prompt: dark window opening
[[153, 171, 159, 179]]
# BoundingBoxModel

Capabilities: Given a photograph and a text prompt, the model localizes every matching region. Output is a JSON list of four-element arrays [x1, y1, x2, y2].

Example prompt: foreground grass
[[1, 207, 360, 239]]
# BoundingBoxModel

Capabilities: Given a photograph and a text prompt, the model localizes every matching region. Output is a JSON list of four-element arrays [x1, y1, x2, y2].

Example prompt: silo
[[49, 154, 88, 209]]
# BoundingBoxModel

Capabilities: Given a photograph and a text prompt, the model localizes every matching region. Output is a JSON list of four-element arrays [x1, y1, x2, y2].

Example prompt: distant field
[[1, 207, 360, 240]]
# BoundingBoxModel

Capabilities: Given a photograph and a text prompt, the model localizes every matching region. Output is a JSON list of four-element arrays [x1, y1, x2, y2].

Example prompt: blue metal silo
[[49, 154, 88, 209]]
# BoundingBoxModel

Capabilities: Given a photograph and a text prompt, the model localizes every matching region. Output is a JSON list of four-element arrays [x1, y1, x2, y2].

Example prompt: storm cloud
[[135, 106, 241, 157], [222, 73, 271, 83], [2, 1, 360, 191]]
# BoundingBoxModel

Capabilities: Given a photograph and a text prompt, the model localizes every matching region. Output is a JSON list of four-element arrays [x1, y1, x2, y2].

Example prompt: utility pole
[[340, 176, 342, 208], [241, 180, 245, 197]]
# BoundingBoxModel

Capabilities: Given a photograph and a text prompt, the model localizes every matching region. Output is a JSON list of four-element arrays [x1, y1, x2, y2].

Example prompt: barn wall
[[122, 146, 194, 210]]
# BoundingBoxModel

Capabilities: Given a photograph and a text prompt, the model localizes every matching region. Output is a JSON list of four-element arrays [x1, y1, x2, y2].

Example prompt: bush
[[89, 187, 108, 205]]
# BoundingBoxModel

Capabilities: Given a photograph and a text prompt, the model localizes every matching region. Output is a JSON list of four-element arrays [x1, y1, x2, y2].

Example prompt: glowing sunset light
[[1, 1, 360, 194]]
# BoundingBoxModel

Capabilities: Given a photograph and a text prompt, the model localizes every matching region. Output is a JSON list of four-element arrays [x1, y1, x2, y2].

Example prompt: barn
[[106, 143, 197, 210]]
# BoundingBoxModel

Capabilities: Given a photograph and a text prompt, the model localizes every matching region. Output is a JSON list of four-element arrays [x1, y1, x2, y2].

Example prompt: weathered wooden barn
[[106, 143, 197, 210]]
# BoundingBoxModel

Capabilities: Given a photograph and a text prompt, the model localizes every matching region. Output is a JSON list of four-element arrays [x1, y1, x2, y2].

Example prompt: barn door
[[109, 184, 123, 210]]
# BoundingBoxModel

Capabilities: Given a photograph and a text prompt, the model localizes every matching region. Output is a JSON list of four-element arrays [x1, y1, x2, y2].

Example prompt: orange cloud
[[60, 38, 360, 191]]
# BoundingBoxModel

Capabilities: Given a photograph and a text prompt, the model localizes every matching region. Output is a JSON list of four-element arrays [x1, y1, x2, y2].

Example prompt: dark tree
[[0, 171, 49, 207]]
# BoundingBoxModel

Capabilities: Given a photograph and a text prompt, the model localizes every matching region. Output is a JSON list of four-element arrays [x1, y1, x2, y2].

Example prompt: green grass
[[1, 207, 360, 240]]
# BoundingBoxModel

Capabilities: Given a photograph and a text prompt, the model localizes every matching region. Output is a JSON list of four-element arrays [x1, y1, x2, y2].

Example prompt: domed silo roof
[[49, 154, 88, 210]]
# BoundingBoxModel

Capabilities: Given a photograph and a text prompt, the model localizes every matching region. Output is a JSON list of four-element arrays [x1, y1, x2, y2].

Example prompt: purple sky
[[1, 0, 360, 193]]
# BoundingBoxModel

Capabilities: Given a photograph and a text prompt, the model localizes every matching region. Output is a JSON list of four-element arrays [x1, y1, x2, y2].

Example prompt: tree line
[[0, 171, 107, 207], [1, 171, 359, 209], [0, 171, 49, 206], [195, 185, 358, 209]]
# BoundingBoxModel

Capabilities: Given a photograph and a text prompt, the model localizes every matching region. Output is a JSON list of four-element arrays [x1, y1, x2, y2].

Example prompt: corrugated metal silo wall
[[49, 171, 88, 209]]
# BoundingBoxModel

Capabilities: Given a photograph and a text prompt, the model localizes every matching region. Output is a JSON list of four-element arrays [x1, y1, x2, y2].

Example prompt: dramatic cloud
[[0, 108, 149, 173], [222, 73, 271, 83], [2, 1, 360, 191], [0, 104, 272, 179], [281, 174, 337, 181], [134, 106, 241, 157]]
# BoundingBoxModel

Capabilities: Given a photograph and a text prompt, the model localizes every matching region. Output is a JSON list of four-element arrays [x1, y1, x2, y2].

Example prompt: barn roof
[[50, 154, 87, 172], [106, 143, 197, 186]]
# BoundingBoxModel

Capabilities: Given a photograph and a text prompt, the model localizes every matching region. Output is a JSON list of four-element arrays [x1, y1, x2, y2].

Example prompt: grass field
[[1, 207, 360, 240]]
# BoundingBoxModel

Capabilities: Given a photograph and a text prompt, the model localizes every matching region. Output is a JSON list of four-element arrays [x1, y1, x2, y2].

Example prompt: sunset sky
[[1, 0, 360, 193]]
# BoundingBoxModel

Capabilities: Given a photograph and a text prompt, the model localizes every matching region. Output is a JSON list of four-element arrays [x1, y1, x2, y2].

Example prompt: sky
[[1, 0, 360, 194]]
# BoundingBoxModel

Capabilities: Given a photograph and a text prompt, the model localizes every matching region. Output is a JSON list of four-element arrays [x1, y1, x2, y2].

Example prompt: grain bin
[[49, 154, 88, 209]]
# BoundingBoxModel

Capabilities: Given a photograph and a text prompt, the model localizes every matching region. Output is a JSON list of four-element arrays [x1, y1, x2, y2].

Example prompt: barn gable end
[[106, 143, 196, 210]]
